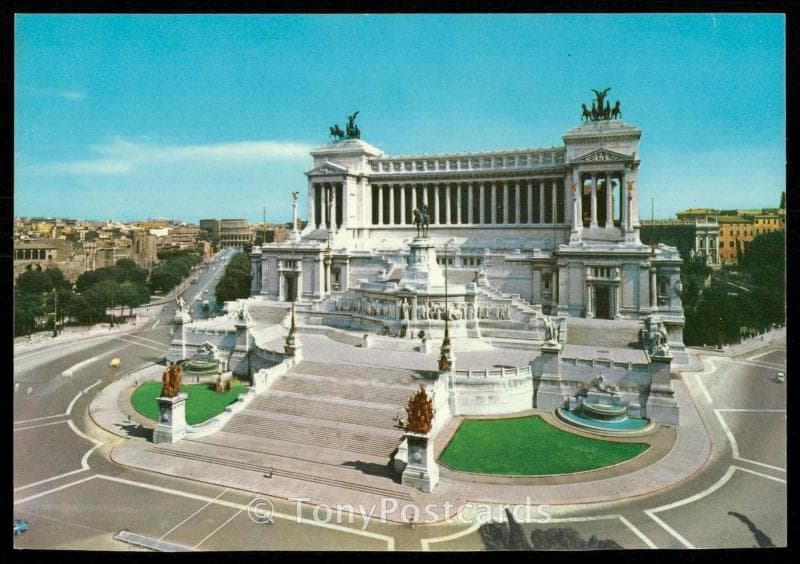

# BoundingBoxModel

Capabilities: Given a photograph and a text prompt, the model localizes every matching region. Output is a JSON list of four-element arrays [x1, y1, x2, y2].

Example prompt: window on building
[[729, 241, 734, 247]]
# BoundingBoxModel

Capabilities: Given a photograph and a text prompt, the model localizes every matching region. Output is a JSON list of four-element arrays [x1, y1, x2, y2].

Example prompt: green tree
[[215, 252, 252, 304], [16, 268, 51, 295], [14, 291, 46, 335]]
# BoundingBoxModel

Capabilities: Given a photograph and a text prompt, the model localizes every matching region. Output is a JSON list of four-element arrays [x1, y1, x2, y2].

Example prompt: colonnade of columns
[[581, 172, 626, 229], [369, 179, 565, 226], [311, 183, 343, 231], [15, 248, 51, 260]]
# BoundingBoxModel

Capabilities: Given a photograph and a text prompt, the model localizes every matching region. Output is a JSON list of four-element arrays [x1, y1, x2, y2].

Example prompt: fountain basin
[[556, 408, 655, 436], [581, 401, 628, 420]]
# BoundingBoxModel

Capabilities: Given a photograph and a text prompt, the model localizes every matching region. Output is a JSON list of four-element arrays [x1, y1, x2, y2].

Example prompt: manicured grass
[[132, 381, 247, 425], [440, 416, 649, 476]]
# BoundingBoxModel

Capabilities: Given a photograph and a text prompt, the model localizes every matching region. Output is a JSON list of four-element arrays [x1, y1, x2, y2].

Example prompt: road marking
[[714, 409, 786, 471], [644, 466, 738, 549], [420, 522, 481, 551], [113, 336, 168, 354], [15, 468, 90, 492], [67, 419, 104, 449], [694, 374, 713, 404], [15, 474, 98, 505], [65, 390, 83, 416], [115, 531, 192, 552], [420, 513, 656, 550], [717, 408, 785, 413], [733, 465, 787, 484], [123, 333, 169, 348], [193, 508, 245, 549], [159, 488, 230, 540], [14, 420, 68, 432], [748, 349, 780, 361], [714, 357, 784, 370], [83, 379, 102, 394], [94, 475, 395, 550], [61, 354, 103, 377], [714, 409, 740, 458], [152, 319, 160, 330], [617, 515, 658, 549], [14, 413, 67, 424]]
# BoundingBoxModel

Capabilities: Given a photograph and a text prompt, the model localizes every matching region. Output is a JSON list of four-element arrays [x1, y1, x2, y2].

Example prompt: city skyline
[[15, 14, 785, 224]]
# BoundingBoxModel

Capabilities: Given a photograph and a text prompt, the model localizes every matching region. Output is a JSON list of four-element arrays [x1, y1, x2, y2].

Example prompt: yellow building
[[714, 215, 754, 264], [752, 213, 784, 236]]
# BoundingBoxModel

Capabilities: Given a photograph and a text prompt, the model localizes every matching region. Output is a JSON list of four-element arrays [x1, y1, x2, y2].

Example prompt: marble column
[[456, 183, 462, 224], [389, 184, 395, 225], [490, 182, 497, 225], [479, 183, 486, 224], [515, 182, 521, 224], [590, 174, 598, 228], [650, 267, 658, 311], [330, 183, 337, 232], [620, 173, 628, 229], [503, 181, 509, 224], [321, 186, 329, 229], [527, 180, 533, 224], [586, 282, 594, 318], [401, 184, 407, 224], [377, 184, 384, 225], [310, 184, 317, 229], [551, 180, 558, 224], [444, 183, 451, 225], [539, 181, 545, 224], [467, 183, 474, 224], [411, 183, 417, 215], [605, 174, 613, 228]]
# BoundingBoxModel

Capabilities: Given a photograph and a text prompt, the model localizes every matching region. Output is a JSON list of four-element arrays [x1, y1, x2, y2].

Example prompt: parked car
[[110, 358, 121, 368], [13, 519, 29, 535]]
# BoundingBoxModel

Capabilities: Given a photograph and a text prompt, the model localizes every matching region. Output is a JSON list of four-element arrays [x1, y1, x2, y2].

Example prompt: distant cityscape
[[14, 197, 783, 286], [13, 215, 305, 284]]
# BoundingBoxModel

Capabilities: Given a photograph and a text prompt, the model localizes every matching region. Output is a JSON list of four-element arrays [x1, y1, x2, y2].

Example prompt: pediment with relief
[[305, 161, 349, 176], [572, 148, 632, 163]]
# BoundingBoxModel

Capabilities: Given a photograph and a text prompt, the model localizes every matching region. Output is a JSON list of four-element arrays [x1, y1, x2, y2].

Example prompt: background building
[[199, 219, 255, 249]]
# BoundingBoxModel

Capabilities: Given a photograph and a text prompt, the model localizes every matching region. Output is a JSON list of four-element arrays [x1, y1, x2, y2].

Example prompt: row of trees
[[15, 248, 205, 336], [149, 249, 203, 293], [215, 252, 252, 304], [682, 231, 784, 346]]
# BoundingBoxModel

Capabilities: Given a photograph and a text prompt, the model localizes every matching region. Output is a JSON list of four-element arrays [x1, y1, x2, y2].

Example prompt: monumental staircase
[[193, 360, 420, 496]]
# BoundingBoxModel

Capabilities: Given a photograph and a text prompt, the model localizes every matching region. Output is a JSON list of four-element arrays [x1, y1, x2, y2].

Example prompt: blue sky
[[14, 14, 785, 223]]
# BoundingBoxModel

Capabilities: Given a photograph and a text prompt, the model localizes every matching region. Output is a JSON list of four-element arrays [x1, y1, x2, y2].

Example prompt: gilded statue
[[160, 364, 183, 398], [404, 384, 434, 434]]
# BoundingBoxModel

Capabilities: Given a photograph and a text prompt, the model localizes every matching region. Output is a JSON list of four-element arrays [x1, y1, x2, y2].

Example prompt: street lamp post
[[439, 238, 455, 372], [52, 288, 58, 338]]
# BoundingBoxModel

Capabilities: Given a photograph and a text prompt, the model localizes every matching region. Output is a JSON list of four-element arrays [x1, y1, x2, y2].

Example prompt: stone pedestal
[[153, 393, 188, 444], [285, 334, 303, 362], [401, 432, 440, 493], [400, 238, 445, 288], [534, 342, 566, 410], [646, 354, 679, 425]]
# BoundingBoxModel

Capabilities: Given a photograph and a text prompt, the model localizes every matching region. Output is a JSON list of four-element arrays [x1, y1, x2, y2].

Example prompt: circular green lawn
[[440, 416, 649, 475], [132, 381, 247, 425]]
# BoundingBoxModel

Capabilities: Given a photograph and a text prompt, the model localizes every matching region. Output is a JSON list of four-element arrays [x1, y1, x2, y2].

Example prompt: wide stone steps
[[291, 360, 422, 387], [272, 374, 415, 406], [248, 393, 400, 431], [477, 285, 539, 318], [150, 446, 413, 501], [225, 413, 401, 459]]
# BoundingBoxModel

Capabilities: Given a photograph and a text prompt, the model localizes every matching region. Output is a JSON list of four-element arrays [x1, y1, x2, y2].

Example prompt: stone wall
[[451, 365, 534, 415]]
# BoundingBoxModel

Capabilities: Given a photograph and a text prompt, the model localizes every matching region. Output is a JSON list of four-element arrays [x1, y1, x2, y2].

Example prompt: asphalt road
[[13, 258, 787, 551]]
